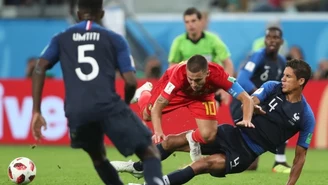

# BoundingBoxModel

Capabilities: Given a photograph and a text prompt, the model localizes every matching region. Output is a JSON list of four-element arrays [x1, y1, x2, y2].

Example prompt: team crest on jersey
[[293, 113, 300, 122]]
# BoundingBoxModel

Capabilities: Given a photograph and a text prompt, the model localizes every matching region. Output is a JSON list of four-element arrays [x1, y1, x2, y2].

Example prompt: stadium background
[[1, 0, 328, 184]]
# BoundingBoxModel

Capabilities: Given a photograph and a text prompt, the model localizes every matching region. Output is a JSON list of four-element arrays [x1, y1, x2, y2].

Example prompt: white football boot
[[130, 82, 153, 104], [111, 160, 144, 179], [186, 131, 202, 162]]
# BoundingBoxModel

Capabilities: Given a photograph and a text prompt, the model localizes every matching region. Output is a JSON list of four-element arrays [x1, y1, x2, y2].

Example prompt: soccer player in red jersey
[[132, 55, 254, 161]]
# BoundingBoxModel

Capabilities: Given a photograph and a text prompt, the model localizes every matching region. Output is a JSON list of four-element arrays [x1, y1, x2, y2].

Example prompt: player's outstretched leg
[[111, 143, 171, 179], [273, 141, 291, 173], [127, 153, 227, 185], [112, 132, 191, 178], [131, 82, 153, 104], [83, 146, 124, 185], [136, 144, 164, 185]]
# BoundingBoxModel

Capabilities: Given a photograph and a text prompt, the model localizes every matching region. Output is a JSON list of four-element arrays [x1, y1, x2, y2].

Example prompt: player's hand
[[31, 112, 47, 141], [152, 131, 166, 144], [236, 120, 255, 128], [254, 105, 266, 115], [215, 89, 230, 106]]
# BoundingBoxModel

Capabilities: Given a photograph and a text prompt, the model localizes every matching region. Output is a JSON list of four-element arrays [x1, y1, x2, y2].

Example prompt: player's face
[[281, 67, 303, 93], [186, 70, 208, 91], [184, 14, 202, 36], [265, 30, 283, 53]]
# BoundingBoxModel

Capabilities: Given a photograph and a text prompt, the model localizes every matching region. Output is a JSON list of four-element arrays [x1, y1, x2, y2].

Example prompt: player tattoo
[[156, 95, 169, 106]]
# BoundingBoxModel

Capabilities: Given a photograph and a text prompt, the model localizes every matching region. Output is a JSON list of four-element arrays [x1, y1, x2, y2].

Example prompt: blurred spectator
[[252, 20, 289, 56], [313, 59, 328, 80], [251, 0, 285, 12], [5, 0, 66, 5], [144, 56, 161, 79], [210, 0, 249, 12], [286, 45, 304, 61]]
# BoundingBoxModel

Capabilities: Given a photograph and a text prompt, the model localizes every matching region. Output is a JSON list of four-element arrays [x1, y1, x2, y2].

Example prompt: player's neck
[[188, 32, 202, 41], [266, 50, 278, 59], [285, 90, 302, 103]]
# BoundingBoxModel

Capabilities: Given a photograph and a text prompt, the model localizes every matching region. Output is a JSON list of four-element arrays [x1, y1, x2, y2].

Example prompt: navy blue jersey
[[40, 20, 135, 117], [241, 81, 315, 154], [237, 49, 286, 93]]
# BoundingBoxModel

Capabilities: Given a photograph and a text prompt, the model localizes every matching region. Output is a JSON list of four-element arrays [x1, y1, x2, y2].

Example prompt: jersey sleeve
[[297, 103, 315, 149], [40, 34, 60, 69], [168, 37, 182, 64], [251, 81, 280, 103], [211, 65, 235, 91], [212, 36, 231, 64], [160, 69, 183, 101], [237, 51, 264, 93], [109, 32, 135, 73]]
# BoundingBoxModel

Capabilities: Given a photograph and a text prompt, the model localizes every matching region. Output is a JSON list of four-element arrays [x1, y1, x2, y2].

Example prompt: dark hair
[[183, 7, 202, 20], [187, 55, 208, 73], [286, 59, 312, 88], [266, 26, 283, 37], [78, 0, 103, 13]]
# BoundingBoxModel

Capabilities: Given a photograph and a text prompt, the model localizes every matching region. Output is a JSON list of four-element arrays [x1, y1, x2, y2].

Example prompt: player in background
[[168, 7, 234, 105], [113, 54, 254, 171], [125, 59, 315, 185], [230, 26, 289, 173], [30, 0, 164, 185]]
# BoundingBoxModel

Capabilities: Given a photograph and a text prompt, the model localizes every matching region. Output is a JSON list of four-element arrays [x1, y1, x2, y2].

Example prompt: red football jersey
[[160, 62, 234, 100]]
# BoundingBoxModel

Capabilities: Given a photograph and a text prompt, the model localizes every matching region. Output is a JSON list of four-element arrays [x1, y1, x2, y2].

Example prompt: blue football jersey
[[237, 49, 286, 93], [241, 81, 315, 153], [40, 20, 135, 117]]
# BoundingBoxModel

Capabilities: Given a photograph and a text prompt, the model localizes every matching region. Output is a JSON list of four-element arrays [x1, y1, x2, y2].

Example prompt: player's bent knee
[[200, 131, 217, 143], [191, 158, 213, 174]]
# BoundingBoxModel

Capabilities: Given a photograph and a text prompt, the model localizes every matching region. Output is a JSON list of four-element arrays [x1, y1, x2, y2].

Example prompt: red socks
[[138, 90, 151, 112], [191, 129, 207, 144]]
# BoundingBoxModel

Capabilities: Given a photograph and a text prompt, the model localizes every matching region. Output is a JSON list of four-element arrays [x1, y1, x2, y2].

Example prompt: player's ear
[[280, 38, 284, 45], [298, 78, 305, 87]]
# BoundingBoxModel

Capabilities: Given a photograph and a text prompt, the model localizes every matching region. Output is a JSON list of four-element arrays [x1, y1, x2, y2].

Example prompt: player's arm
[[168, 37, 182, 66], [111, 32, 137, 104], [237, 52, 263, 93], [151, 94, 169, 142], [251, 81, 280, 105], [212, 36, 234, 76], [32, 35, 60, 113], [227, 79, 254, 123], [286, 108, 315, 185]]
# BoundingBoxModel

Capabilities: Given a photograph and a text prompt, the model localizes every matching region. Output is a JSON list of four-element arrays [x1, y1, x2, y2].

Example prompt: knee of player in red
[[138, 90, 152, 111], [191, 129, 207, 144]]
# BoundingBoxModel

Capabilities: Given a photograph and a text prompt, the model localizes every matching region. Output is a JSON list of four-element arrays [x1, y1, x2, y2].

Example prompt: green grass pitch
[[0, 146, 327, 185]]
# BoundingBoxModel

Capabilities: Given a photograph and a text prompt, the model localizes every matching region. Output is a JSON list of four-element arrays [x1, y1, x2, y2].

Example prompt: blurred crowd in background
[[2, 0, 328, 80], [4, 0, 328, 12]]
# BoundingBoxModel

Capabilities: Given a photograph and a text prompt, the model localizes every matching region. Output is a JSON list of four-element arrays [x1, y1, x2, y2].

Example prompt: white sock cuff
[[275, 154, 287, 163]]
